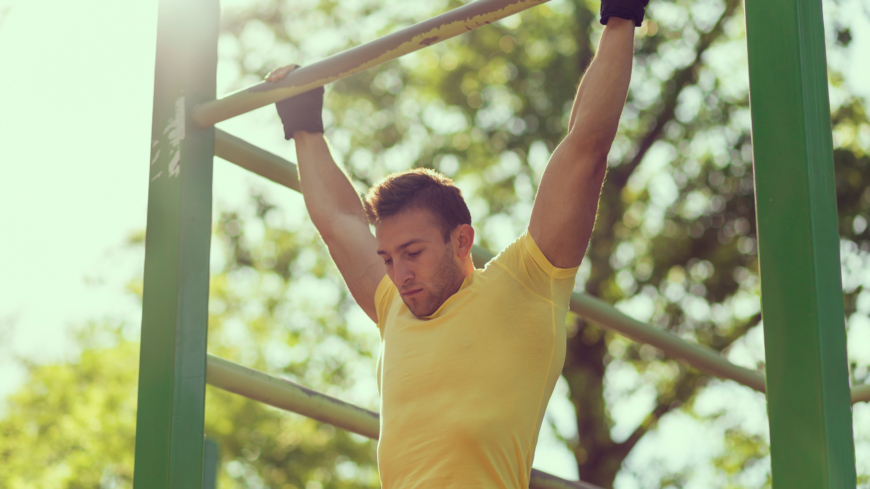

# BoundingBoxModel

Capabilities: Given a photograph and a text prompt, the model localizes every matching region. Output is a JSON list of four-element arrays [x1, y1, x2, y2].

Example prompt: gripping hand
[[600, 0, 649, 27], [268, 64, 325, 140]]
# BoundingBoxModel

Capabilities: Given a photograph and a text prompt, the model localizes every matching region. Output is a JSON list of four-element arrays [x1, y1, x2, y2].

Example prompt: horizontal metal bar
[[214, 128, 300, 191], [193, 0, 550, 127], [572, 290, 766, 389], [468, 249, 768, 393], [206, 354, 599, 489], [530, 470, 605, 489], [211, 130, 870, 404], [852, 383, 870, 404], [206, 354, 380, 439]]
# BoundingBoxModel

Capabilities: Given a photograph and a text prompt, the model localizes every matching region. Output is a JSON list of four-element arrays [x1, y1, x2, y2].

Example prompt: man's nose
[[394, 260, 414, 285]]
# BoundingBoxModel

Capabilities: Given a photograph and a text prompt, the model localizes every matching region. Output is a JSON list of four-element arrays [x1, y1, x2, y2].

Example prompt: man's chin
[[403, 296, 438, 317]]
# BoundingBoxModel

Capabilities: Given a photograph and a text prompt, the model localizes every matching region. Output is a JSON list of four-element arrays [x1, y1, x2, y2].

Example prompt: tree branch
[[609, 0, 741, 190], [611, 311, 762, 458], [613, 369, 703, 458]]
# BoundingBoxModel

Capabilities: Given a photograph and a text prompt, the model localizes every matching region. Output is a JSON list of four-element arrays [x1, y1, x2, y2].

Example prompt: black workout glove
[[600, 0, 649, 27], [276, 80, 325, 140]]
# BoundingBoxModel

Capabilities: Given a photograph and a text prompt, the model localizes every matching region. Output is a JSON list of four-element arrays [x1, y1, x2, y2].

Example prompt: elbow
[[314, 217, 344, 247], [563, 132, 611, 169], [316, 212, 370, 249], [318, 226, 337, 247], [305, 208, 338, 245]]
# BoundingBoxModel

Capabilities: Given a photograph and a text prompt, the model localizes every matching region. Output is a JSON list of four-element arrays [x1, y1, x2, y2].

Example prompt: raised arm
[[268, 66, 385, 322], [295, 132, 385, 322], [528, 13, 639, 268]]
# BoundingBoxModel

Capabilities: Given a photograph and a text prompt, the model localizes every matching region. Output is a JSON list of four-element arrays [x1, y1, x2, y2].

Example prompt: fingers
[[265, 64, 300, 83]]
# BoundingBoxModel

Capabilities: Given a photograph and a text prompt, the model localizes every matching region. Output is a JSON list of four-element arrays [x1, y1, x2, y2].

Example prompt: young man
[[267, 1, 646, 486]]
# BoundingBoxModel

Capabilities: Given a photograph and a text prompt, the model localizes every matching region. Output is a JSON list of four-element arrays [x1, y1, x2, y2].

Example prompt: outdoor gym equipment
[[134, 0, 862, 487]]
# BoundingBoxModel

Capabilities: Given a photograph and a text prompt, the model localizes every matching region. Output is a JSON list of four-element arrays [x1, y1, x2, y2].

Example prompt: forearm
[[567, 17, 635, 150], [294, 131, 368, 240], [528, 17, 636, 268]]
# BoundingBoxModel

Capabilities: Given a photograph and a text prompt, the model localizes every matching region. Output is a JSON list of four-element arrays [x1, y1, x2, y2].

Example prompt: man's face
[[375, 209, 465, 317]]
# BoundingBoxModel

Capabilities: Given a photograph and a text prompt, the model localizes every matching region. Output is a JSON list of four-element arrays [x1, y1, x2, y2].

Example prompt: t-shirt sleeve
[[489, 231, 580, 306], [374, 274, 397, 334]]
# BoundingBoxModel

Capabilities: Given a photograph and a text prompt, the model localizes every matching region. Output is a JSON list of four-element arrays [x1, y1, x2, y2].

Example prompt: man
[[267, 1, 646, 486]]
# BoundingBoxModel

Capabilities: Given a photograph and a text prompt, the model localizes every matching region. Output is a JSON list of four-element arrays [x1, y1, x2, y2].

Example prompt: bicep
[[528, 135, 608, 269], [321, 214, 385, 323]]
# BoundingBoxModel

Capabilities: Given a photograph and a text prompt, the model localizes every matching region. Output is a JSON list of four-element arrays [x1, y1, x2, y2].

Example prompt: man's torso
[[374, 232, 578, 488]]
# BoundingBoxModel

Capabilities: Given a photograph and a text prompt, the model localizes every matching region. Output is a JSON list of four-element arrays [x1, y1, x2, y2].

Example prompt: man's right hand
[[599, 0, 649, 27], [267, 64, 325, 140]]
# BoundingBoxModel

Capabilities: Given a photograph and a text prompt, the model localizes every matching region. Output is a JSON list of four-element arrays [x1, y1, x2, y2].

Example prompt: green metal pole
[[203, 439, 219, 489], [133, 0, 219, 487], [744, 0, 856, 487]]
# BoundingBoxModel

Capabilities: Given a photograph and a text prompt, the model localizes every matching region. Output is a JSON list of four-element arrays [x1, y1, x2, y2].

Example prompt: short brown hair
[[364, 168, 471, 242]]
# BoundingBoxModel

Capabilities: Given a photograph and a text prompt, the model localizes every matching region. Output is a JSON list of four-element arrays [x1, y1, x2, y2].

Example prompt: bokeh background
[[1, 0, 869, 487]]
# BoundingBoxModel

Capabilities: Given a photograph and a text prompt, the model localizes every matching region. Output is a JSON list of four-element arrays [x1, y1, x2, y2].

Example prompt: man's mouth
[[402, 288, 423, 298]]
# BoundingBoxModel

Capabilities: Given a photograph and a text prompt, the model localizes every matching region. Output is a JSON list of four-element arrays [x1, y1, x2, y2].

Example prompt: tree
[[0, 323, 139, 488], [3, 0, 867, 487], [0, 208, 381, 489], [218, 0, 870, 486]]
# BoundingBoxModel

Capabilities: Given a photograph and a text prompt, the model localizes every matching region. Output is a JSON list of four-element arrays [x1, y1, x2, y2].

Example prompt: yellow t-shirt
[[374, 231, 579, 488]]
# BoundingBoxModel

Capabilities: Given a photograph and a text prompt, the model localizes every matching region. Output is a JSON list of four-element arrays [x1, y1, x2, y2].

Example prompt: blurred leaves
[[2, 0, 869, 487], [215, 0, 868, 485], [0, 323, 138, 488], [0, 200, 381, 489]]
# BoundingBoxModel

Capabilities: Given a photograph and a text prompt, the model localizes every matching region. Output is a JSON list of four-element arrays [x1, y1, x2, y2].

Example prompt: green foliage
[[217, 0, 870, 485], [203, 194, 381, 489], [0, 323, 138, 488], [712, 429, 770, 488], [2, 0, 868, 487], [0, 202, 381, 489]]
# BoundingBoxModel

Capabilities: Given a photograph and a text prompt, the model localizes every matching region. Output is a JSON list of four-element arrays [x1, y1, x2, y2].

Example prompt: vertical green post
[[744, 0, 856, 487], [133, 0, 219, 487], [203, 439, 220, 489]]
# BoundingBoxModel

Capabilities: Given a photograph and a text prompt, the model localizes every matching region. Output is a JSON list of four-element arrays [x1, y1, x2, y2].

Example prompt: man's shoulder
[[482, 231, 580, 302], [483, 233, 528, 268], [483, 232, 544, 277], [477, 233, 536, 288]]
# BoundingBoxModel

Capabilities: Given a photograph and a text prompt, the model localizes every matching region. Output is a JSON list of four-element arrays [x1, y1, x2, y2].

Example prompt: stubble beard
[[404, 244, 465, 317]]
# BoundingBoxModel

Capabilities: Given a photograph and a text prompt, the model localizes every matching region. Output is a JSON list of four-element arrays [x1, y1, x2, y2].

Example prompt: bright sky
[[0, 0, 286, 401], [1, 0, 869, 484], [1, 1, 154, 375]]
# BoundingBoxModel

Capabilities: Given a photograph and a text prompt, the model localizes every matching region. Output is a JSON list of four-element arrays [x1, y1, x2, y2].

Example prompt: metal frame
[[193, 0, 552, 127], [134, 0, 862, 487], [744, 0, 856, 486], [203, 439, 220, 489], [133, 0, 218, 487]]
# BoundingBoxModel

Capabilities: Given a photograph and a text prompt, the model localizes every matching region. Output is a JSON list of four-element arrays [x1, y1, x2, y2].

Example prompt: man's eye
[[408, 251, 421, 257], [384, 259, 393, 265]]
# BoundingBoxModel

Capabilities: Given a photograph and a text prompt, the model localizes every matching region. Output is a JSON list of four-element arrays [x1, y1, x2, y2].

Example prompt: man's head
[[365, 169, 475, 317]]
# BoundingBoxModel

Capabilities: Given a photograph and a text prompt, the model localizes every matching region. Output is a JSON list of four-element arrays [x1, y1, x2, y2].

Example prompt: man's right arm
[[294, 131, 385, 323]]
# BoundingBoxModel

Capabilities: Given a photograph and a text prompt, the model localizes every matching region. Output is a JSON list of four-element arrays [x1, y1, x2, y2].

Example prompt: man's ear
[[454, 224, 475, 258]]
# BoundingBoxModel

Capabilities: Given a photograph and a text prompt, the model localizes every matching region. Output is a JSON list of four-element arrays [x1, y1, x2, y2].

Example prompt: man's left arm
[[528, 15, 638, 269]]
